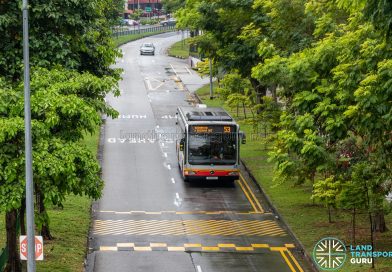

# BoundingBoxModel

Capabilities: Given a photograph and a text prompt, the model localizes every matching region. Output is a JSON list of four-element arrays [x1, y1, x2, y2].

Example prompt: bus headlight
[[185, 170, 197, 175], [228, 171, 239, 176]]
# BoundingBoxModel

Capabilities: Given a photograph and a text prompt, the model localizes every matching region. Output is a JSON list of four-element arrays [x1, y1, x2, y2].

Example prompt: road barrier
[[112, 25, 175, 38]]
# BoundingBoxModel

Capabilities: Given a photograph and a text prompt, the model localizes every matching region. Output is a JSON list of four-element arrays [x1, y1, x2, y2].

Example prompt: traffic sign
[[145, 7, 152, 12], [20, 236, 44, 261]]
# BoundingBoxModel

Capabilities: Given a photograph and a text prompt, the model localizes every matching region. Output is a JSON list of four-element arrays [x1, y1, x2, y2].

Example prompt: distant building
[[127, 0, 162, 12]]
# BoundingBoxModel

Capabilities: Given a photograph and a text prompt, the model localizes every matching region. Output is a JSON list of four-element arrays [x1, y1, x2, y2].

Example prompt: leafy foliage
[[0, 0, 122, 81], [0, 68, 119, 213]]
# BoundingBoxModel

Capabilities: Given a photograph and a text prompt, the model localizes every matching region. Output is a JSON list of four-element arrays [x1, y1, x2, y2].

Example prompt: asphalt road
[[86, 32, 311, 272]]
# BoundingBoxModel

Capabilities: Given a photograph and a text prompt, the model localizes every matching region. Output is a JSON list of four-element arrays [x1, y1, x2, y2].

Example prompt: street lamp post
[[22, 0, 36, 271]]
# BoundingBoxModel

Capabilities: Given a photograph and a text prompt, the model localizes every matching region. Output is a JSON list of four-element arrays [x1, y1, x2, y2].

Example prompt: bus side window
[[179, 138, 185, 151]]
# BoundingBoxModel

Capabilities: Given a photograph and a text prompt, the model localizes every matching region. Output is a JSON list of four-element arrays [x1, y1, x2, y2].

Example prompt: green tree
[[161, 0, 185, 14], [312, 177, 341, 223], [0, 0, 122, 81], [0, 68, 119, 271]]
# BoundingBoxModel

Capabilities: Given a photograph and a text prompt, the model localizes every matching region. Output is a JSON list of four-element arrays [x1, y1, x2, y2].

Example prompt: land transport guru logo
[[313, 237, 346, 270], [313, 237, 392, 270]]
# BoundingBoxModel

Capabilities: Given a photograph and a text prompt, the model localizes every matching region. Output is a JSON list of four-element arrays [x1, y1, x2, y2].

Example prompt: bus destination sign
[[190, 125, 235, 134]]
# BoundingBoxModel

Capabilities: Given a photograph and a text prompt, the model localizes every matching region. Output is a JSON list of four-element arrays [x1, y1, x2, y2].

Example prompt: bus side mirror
[[240, 131, 246, 144], [179, 138, 185, 151]]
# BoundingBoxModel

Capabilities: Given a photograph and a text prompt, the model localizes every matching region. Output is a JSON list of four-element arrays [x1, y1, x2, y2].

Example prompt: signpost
[[20, 236, 43, 261], [22, 0, 37, 270]]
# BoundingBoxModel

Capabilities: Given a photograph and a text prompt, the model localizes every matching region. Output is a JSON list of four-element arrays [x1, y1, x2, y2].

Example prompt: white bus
[[176, 105, 245, 182]]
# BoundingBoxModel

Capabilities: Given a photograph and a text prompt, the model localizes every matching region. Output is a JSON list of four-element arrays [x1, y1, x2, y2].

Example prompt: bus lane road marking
[[238, 174, 264, 213]]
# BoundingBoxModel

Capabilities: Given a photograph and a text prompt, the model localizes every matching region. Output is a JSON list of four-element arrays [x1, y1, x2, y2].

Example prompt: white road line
[[167, 164, 171, 170], [164, 153, 168, 158], [171, 178, 175, 184], [170, 63, 177, 76], [176, 193, 180, 199], [197, 265, 203, 272], [185, 66, 192, 74]]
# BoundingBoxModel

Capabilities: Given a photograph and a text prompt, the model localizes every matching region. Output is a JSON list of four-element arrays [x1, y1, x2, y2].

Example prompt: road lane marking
[[185, 66, 192, 74], [286, 249, 304, 272], [170, 64, 177, 76], [279, 250, 296, 272], [196, 265, 203, 272], [240, 174, 264, 213], [171, 178, 175, 184], [98, 243, 298, 254], [93, 219, 286, 237], [98, 210, 265, 215], [117, 243, 135, 247], [237, 179, 258, 212]]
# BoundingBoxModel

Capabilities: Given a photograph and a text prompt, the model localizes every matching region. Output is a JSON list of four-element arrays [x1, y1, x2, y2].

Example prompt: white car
[[140, 43, 155, 55]]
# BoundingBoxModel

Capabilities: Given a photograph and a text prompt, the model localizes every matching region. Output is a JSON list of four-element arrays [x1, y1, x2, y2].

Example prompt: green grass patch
[[196, 84, 392, 271], [167, 38, 190, 59], [36, 195, 91, 272], [113, 29, 175, 47]]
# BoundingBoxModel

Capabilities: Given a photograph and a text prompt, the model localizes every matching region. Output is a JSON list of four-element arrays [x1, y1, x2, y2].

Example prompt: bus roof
[[178, 106, 234, 122]]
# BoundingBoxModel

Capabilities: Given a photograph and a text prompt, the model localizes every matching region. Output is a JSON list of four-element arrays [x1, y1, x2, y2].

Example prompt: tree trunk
[[5, 209, 21, 272], [352, 208, 356, 244], [328, 205, 332, 223], [242, 102, 247, 119], [372, 211, 387, 233], [236, 104, 239, 117], [369, 211, 375, 268], [250, 78, 266, 112], [271, 84, 278, 103], [37, 190, 53, 240], [20, 199, 26, 236]]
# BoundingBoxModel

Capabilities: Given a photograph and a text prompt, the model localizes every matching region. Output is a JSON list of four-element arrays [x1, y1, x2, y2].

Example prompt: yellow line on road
[[237, 178, 258, 212], [286, 249, 304, 272], [240, 173, 264, 213]]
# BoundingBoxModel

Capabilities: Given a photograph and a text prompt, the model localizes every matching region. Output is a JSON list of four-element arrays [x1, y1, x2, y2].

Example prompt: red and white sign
[[19, 236, 44, 261]]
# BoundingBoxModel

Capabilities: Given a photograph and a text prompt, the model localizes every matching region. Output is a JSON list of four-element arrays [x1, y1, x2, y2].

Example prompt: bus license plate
[[206, 177, 218, 180]]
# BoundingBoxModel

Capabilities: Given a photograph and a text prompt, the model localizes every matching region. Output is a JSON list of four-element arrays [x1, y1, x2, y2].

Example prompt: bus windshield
[[188, 125, 237, 165]]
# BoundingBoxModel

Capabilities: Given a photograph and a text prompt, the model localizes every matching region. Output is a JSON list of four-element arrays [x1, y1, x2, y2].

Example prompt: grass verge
[[196, 84, 392, 272], [167, 38, 190, 59]]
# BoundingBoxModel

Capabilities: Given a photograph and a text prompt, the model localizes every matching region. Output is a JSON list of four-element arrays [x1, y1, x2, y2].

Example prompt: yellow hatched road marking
[[94, 219, 286, 237], [98, 210, 266, 215]]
